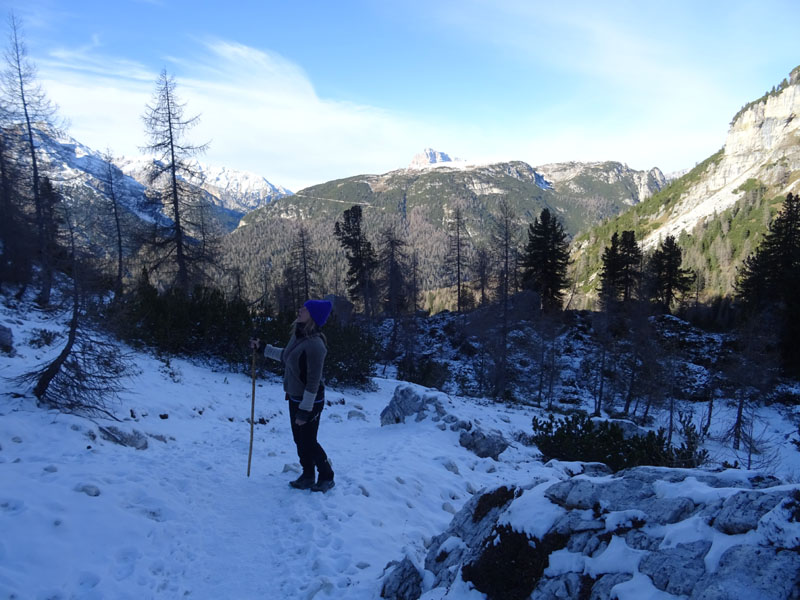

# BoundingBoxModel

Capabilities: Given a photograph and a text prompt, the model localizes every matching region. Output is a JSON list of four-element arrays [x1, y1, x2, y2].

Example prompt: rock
[[76, 484, 100, 497], [0, 325, 13, 355], [586, 573, 633, 600], [380, 557, 422, 600], [380, 384, 440, 425], [712, 490, 788, 535], [458, 428, 508, 460], [422, 487, 517, 589], [638, 540, 711, 596], [449, 419, 472, 432], [98, 426, 148, 450], [347, 410, 367, 421], [530, 572, 584, 599], [409, 465, 800, 600], [758, 493, 800, 549], [691, 545, 800, 600]]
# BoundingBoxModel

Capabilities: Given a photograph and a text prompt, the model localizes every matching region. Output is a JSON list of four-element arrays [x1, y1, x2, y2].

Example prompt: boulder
[[380, 384, 442, 426], [380, 557, 422, 600], [638, 540, 711, 596], [691, 545, 800, 600], [458, 428, 509, 460], [712, 490, 788, 535]]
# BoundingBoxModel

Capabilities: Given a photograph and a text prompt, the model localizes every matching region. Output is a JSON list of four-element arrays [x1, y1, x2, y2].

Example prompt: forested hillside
[[222, 160, 664, 312], [571, 65, 800, 309]]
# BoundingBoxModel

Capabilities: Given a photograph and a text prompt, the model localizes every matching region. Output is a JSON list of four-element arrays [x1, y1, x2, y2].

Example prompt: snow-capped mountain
[[116, 156, 291, 216], [409, 148, 465, 169], [32, 127, 290, 234]]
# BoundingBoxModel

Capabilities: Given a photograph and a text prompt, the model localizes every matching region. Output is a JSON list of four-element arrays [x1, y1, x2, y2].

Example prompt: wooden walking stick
[[247, 346, 256, 477]]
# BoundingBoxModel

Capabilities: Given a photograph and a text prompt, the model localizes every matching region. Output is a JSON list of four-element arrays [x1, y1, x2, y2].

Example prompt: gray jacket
[[263, 328, 327, 411]]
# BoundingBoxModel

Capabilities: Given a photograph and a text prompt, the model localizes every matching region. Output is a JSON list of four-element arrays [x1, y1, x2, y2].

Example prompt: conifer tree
[[333, 205, 377, 318], [377, 223, 409, 318], [290, 224, 318, 300], [0, 122, 31, 288], [599, 232, 623, 309], [736, 192, 800, 310], [736, 192, 800, 374], [2, 14, 61, 304], [446, 202, 471, 313], [473, 245, 491, 307], [491, 199, 517, 397], [141, 68, 211, 293], [599, 230, 642, 309], [644, 235, 694, 312], [520, 208, 570, 311], [619, 230, 642, 302], [99, 151, 126, 300]]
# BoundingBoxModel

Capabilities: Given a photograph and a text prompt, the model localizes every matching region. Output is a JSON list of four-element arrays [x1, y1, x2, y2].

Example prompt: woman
[[251, 299, 334, 492]]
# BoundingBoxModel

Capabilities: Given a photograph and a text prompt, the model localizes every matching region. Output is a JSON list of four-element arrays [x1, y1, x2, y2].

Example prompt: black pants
[[288, 396, 329, 477]]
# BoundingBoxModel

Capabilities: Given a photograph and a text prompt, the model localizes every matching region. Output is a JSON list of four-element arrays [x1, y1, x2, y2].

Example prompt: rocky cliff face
[[538, 161, 666, 207], [644, 66, 800, 248]]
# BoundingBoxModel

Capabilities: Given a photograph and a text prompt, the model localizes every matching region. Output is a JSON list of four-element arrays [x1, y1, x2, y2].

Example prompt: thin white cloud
[[38, 38, 441, 191]]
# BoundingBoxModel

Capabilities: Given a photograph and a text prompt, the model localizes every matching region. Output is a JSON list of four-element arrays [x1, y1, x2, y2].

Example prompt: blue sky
[[5, 0, 799, 191]]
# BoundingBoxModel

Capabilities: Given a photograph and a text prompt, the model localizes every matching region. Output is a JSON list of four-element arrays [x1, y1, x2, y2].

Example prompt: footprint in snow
[[0, 498, 25, 514]]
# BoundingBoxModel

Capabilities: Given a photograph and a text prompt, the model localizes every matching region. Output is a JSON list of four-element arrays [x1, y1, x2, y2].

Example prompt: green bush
[[531, 412, 708, 472], [114, 278, 257, 366], [322, 318, 377, 387], [397, 352, 450, 390]]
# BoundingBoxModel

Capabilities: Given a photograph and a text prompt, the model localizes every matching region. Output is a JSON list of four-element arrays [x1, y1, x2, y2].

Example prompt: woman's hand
[[295, 409, 313, 426]]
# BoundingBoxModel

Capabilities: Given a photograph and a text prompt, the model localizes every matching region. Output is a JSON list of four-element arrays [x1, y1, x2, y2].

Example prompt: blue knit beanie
[[304, 299, 333, 327]]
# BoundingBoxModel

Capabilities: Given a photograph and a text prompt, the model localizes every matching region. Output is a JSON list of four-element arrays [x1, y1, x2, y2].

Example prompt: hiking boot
[[311, 479, 335, 493], [289, 473, 315, 490], [311, 459, 334, 493]]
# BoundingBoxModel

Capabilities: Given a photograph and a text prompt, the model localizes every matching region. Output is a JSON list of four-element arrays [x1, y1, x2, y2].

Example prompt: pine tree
[[736, 192, 800, 310], [599, 230, 642, 309], [736, 192, 800, 374], [645, 235, 694, 312], [520, 208, 570, 312], [619, 230, 642, 302], [473, 245, 491, 307], [377, 223, 409, 318], [333, 205, 377, 318], [290, 225, 318, 300], [599, 232, 623, 309]]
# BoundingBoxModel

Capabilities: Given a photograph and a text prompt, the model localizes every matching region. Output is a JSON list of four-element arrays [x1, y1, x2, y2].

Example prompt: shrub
[[397, 352, 450, 390], [322, 318, 377, 387], [531, 412, 707, 472]]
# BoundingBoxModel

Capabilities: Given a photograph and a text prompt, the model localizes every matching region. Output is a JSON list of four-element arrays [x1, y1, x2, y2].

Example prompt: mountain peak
[[409, 148, 460, 169]]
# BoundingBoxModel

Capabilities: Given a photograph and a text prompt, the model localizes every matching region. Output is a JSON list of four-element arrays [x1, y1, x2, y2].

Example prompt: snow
[[2, 301, 800, 599]]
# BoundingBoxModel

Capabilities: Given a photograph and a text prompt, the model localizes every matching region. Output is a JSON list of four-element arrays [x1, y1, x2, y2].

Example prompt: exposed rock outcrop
[[382, 465, 800, 600]]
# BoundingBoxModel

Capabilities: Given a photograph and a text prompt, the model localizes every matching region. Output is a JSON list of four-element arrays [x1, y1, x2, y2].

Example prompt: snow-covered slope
[[30, 126, 290, 235], [2, 301, 799, 599], [116, 156, 292, 215]]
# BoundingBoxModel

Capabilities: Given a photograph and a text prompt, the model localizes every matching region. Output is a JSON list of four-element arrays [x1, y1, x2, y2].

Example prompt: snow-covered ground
[[1, 302, 800, 599]]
